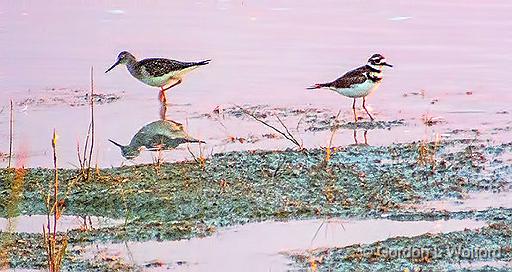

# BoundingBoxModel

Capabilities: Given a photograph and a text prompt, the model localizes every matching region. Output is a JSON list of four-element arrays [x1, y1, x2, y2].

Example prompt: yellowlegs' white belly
[[138, 66, 200, 87], [332, 80, 381, 98]]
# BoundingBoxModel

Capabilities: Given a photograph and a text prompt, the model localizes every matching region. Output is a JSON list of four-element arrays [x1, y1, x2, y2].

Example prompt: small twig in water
[[310, 218, 345, 246], [187, 144, 200, 164], [236, 105, 302, 149]]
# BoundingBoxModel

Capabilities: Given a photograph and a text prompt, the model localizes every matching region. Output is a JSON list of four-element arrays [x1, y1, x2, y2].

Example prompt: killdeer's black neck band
[[367, 75, 382, 82], [366, 65, 381, 73]]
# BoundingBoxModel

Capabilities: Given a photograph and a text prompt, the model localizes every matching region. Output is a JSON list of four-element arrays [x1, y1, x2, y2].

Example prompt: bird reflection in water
[[353, 129, 369, 145], [109, 119, 204, 159]]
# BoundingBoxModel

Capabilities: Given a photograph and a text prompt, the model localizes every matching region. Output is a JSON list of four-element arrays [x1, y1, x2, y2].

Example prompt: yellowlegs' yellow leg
[[160, 103, 167, 120], [159, 87, 167, 103], [159, 79, 182, 104], [162, 79, 182, 92]]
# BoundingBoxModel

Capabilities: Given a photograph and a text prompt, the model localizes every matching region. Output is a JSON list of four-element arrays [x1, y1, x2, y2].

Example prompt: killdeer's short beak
[[383, 62, 393, 67], [105, 60, 120, 73]]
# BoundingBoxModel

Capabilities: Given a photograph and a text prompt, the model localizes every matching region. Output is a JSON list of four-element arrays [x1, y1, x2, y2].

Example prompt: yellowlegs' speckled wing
[[136, 58, 211, 77]]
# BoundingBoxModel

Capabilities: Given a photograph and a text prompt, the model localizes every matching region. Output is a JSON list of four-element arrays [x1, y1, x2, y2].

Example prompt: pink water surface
[[0, 1, 511, 167]]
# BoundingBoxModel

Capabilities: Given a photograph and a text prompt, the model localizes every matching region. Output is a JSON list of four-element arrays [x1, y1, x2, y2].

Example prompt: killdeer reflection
[[308, 54, 393, 121], [109, 120, 204, 159], [105, 51, 211, 103]]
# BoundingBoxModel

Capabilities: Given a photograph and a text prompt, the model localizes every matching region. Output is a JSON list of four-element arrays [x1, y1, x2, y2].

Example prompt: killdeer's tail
[[307, 82, 331, 90]]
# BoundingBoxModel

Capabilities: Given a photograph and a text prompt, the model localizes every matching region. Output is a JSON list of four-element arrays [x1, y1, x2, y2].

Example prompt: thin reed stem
[[8, 100, 13, 168], [86, 66, 95, 180]]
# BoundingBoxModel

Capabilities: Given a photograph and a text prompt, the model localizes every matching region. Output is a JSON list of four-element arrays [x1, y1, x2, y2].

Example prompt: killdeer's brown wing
[[329, 66, 370, 89], [137, 58, 199, 77]]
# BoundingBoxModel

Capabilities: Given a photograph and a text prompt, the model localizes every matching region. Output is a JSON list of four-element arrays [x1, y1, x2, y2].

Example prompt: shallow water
[[0, 215, 122, 234], [1, 1, 511, 168], [80, 218, 485, 272], [408, 190, 512, 213]]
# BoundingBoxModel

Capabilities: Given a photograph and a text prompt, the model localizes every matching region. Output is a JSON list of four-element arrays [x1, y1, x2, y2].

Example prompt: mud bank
[[0, 139, 511, 270]]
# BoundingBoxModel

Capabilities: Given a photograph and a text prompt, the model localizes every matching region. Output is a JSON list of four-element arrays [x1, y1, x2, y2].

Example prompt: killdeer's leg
[[353, 129, 358, 144], [352, 98, 358, 122], [364, 130, 368, 145], [362, 97, 374, 121]]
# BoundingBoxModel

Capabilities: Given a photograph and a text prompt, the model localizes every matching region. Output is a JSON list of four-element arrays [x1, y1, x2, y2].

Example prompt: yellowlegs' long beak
[[108, 139, 124, 148], [189, 138, 206, 144], [383, 62, 393, 67], [105, 60, 121, 73]]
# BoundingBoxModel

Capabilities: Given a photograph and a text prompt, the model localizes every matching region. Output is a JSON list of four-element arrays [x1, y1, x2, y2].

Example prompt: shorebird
[[308, 54, 393, 121], [105, 51, 211, 103], [109, 119, 204, 159]]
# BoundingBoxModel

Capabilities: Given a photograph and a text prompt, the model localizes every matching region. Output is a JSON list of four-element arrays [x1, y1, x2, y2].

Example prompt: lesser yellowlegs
[[109, 119, 204, 159], [105, 51, 211, 103], [308, 53, 393, 122]]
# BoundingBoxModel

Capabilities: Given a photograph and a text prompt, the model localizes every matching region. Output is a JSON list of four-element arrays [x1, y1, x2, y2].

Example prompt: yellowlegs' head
[[105, 51, 136, 73], [367, 54, 393, 69], [108, 139, 141, 159]]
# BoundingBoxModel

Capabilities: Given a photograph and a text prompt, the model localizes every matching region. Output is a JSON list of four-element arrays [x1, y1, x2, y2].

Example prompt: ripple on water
[[408, 190, 512, 213]]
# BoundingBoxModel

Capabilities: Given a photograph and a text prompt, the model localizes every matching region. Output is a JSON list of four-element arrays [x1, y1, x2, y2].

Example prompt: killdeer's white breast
[[332, 79, 381, 98], [307, 53, 393, 121]]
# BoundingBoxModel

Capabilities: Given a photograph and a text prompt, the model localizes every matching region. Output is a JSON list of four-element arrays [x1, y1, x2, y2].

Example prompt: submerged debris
[[197, 104, 407, 132], [15, 88, 123, 107]]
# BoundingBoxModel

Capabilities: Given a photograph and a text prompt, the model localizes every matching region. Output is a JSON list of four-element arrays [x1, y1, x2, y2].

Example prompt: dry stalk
[[87, 66, 95, 180], [187, 143, 207, 170], [236, 105, 302, 149], [78, 67, 96, 181], [152, 145, 165, 174], [417, 133, 440, 168], [325, 111, 341, 162], [43, 130, 68, 272], [8, 100, 13, 168]]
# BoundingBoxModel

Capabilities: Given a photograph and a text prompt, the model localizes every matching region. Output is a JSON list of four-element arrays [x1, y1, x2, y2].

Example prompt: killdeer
[[308, 53, 393, 121], [105, 51, 211, 103]]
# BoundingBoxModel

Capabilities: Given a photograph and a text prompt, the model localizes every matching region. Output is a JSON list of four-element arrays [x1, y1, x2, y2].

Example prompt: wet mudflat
[[1, 138, 511, 271]]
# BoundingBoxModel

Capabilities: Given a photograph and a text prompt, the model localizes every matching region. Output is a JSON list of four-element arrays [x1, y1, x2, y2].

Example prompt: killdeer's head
[[367, 54, 393, 69], [105, 51, 136, 73]]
